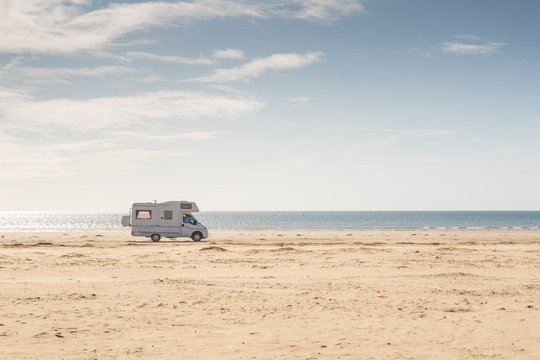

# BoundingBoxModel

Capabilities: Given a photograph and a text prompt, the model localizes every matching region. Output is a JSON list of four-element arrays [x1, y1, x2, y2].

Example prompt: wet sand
[[1, 230, 539, 359]]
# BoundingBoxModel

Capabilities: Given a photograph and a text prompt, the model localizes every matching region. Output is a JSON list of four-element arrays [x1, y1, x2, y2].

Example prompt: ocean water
[[0, 211, 539, 232]]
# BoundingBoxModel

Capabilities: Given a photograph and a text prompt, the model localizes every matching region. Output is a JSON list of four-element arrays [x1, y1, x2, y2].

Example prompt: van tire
[[151, 234, 161, 242], [191, 232, 202, 242]]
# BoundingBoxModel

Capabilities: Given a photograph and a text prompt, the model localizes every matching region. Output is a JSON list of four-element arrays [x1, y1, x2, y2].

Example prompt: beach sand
[[0, 230, 539, 359]]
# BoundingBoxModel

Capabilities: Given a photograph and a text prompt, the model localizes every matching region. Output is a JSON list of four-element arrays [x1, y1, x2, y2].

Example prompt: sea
[[0, 211, 539, 232]]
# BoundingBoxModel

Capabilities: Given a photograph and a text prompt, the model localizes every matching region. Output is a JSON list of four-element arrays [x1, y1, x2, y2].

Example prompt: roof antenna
[[153, 199, 157, 204]]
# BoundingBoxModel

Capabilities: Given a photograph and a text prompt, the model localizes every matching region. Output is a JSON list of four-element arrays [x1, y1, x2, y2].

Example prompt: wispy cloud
[[322, 128, 458, 149], [441, 38, 506, 55], [0, 130, 116, 180], [124, 48, 245, 64], [109, 130, 226, 142], [0, 132, 71, 180], [0, 88, 264, 131], [452, 34, 482, 42], [319, 128, 458, 138], [214, 49, 245, 60], [0, 85, 255, 180], [187, 52, 323, 83], [125, 51, 215, 64], [0, 59, 135, 83], [404, 129, 458, 138], [292, 0, 365, 21], [0, 1, 364, 55], [0, 131, 190, 181], [286, 96, 311, 106], [73, 148, 191, 174], [0, 0, 259, 54]]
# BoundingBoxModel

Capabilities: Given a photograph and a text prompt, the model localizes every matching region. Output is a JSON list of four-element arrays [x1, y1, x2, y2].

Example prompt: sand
[[0, 230, 539, 359]]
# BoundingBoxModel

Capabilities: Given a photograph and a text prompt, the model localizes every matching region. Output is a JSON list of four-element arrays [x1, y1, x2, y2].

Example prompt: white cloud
[[163, 131, 223, 140], [135, 74, 163, 83], [74, 148, 191, 174], [0, 131, 108, 180], [441, 41, 506, 55], [124, 48, 245, 64], [0, 86, 262, 179], [125, 51, 215, 64], [213, 49, 245, 60], [122, 49, 244, 65], [109, 130, 225, 141], [318, 128, 458, 153], [0, 132, 58, 180], [0, 0, 364, 54], [452, 34, 481, 41], [0, 85, 255, 180], [293, 0, 365, 21], [188, 52, 323, 83], [0, 59, 135, 83], [404, 129, 458, 138], [0, 130, 190, 180], [287, 96, 311, 106], [0, 88, 264, 130], [0, 86, 33, 103]]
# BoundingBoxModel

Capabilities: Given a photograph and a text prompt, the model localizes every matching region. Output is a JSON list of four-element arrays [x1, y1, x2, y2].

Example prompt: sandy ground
[[0, 230, 539, 359]]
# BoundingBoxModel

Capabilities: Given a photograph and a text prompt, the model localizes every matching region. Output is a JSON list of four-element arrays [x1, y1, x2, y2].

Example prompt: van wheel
[[151, 234, 161, 242], [191, 232, 202, 242]]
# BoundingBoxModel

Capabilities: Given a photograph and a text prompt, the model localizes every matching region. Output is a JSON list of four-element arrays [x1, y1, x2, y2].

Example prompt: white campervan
[[121, 201, 208, 242]]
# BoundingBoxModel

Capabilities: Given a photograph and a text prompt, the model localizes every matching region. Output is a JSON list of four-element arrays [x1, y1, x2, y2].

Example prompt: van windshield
[[183, 214, 197, 225]]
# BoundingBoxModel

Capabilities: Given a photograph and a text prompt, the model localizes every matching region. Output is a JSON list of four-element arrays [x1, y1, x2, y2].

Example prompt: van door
[[132, 207, 153, 235], [181, 214, 199, 237], [158, 207, 180, 236]]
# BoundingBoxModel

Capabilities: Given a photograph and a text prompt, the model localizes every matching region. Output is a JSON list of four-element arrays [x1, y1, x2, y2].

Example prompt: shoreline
[[2, 210, 539, 233], [2, 227, 540, 233]]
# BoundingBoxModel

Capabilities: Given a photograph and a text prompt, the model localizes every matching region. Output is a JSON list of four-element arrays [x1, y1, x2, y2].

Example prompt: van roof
[[132, 201, 199, 212]]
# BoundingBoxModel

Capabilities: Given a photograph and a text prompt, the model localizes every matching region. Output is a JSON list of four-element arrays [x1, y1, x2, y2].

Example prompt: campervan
[[121, 201, 208, 242]]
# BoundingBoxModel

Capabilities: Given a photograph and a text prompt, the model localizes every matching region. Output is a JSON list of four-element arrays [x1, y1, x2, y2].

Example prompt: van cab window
[[183, 214, 197, 225]]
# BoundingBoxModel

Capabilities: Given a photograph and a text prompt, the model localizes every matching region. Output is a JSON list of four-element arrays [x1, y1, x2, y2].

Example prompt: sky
[[0, 0, 539, 211]]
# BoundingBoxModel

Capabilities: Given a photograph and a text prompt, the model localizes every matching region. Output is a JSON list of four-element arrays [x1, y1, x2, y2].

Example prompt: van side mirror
[[193, 220, 198, 225]]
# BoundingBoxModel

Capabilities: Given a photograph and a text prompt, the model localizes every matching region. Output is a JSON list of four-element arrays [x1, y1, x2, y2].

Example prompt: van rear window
[[136, 210, 151, 219]]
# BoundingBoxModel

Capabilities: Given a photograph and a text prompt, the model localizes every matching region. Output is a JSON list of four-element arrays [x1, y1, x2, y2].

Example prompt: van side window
[[181, 203, 192, 209], [164, 210, 173, 220], [136, 210, 151, 219]]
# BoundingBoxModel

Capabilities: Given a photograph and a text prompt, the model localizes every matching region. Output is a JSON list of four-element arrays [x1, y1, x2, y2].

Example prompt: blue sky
[[0, 0, 539, 211]]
